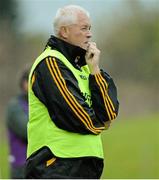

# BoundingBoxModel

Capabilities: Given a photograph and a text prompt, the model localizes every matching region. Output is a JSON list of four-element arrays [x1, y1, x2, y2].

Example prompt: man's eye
[[81, 27, 87, 30]]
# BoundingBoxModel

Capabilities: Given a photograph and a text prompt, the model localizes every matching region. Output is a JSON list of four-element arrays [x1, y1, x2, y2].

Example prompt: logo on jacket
[[82, 92, 92, 106], [80, 75, 87, 80]]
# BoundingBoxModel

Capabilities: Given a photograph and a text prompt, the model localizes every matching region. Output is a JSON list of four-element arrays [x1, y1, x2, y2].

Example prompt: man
[[25, 5, 119, 179], [6, 68, 29, 178]]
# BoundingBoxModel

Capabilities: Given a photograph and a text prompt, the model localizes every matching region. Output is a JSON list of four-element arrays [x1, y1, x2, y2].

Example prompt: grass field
[[101, 113, 159, 179], [0, 113, 159, 179], [0, 125, 10, 179]]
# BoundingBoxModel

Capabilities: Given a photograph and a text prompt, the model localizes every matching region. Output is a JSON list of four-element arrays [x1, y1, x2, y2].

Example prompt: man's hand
[[104, 120, 111, 130], [85, 42, 100, 75]]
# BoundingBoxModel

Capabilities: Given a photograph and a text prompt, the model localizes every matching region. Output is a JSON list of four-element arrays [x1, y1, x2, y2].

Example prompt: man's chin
[[80, 44, 88, 50], [75, 43, 87, 50]]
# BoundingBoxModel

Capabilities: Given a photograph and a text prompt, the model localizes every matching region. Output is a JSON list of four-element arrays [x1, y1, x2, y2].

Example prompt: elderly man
[[25, 5, 119, 179]]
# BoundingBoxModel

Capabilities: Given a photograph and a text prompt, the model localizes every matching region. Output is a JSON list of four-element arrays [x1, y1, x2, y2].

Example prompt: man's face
[[65, 12, 92, 50]]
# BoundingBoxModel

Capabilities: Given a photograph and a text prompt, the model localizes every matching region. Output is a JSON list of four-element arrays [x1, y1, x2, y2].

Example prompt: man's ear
[[59, 26, 69, 39]]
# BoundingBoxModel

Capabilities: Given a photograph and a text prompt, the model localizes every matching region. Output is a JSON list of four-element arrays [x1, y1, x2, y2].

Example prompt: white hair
[[53, 5, 90, 36]]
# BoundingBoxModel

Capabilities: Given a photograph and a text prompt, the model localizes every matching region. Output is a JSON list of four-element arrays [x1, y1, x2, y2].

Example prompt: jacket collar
[[46, 35, 87, 68]]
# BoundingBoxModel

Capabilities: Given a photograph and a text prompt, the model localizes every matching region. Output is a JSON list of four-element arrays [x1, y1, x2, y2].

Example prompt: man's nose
[[87, 30, 92, 39]]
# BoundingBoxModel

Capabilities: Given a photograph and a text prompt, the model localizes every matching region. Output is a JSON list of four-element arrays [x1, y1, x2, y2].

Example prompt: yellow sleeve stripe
[[98, 74, 117, 119], [98, 73, 116, 112], [96, 74, 116, 120], [46, 57, 104, 134], [94, 74, 112, 120], [95, 73, 116, 120]]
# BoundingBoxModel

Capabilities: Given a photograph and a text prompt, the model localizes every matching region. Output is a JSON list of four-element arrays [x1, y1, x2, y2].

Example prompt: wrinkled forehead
[[76, 12, 91, 26]]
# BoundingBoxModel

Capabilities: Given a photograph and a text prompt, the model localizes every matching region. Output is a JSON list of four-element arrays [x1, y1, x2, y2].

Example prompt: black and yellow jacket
[[31, 35, 119, 134], [25, 36, 119, 177]]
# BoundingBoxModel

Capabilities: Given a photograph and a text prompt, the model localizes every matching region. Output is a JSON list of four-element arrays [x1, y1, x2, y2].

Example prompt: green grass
[[0, 114, 159, 178], [101, 113, 159, 179], [0, 125, 10, 179], [0, 143, 10, 179]]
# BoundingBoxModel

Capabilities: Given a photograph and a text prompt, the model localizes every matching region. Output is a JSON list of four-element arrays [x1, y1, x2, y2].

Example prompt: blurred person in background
[[6, 68, 29, 179], [25, 5, 119, 179]]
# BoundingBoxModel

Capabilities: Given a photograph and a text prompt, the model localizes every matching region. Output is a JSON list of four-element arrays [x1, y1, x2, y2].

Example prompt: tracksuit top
[[27, 36, 119, 159]]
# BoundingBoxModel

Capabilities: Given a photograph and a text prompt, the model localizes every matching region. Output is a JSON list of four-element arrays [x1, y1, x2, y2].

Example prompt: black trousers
[[25, 147, 104, 179]]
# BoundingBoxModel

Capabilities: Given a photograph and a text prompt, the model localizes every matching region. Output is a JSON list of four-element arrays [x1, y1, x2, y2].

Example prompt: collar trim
[[46, 35, 87, 68]]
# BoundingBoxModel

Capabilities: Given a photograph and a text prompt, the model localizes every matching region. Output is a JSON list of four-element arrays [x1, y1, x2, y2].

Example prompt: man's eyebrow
[[81, 24, 91, 28]]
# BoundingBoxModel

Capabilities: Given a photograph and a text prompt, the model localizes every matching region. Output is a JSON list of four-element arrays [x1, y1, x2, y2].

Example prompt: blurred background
[[0, 0, 159, 178]]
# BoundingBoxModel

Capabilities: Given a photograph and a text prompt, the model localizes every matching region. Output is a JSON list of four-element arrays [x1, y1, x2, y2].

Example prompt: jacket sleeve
[[89, 70, 119, 122], [31, 56, 119, 135]]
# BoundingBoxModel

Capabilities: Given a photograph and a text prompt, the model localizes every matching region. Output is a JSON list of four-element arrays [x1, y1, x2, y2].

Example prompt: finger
[[88, 42, 96, 48], [87, 45, 96, 54], [86, 50, 93, 59], [91, 42, 96, 47]]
